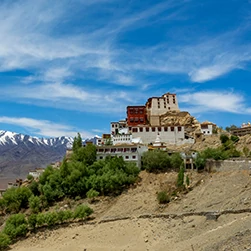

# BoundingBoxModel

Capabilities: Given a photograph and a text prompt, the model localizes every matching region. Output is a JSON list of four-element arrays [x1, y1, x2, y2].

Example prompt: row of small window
[[128, 109, 144, 115], [131, 126, 182, 133], [111, 124, 126, 128], [97, 148, 137, 153], [99, 155, 137, 160], [129, 117, 145, 122], [113, 138, 131, 141]]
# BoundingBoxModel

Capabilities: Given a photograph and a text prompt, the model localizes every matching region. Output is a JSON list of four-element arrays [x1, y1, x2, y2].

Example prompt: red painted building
[[127, 106, 147, 126]]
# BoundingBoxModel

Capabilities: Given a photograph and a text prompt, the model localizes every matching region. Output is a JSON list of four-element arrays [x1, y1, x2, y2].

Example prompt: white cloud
[[0, 116, 93, 138], [179, 91, 251, 114], [0, 83, 142, 114]]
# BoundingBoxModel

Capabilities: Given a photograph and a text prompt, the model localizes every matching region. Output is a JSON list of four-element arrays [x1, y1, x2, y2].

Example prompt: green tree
[[2, 187, 32, 213], [170, 153, 183, 169], [177, 166, 185, 188], [225, 125, 238, 132], [3, 214, 28, 239], [142, 150, 171, 172], [72, 133, 82, 153]]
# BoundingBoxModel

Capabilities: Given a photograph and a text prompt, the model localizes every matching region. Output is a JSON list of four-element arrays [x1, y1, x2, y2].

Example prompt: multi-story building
[[146, 93, 179, 126], [130, 125, 188, 145], [127, 106, 147, 127], [96, 144, 148, 168]]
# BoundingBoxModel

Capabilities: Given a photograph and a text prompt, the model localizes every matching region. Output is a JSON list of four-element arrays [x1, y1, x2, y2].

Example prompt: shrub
[[36, 213, 46, 227], [28, 214, 37, 230], [44, 212, 58, 226], [73, 204, 93, 220], [3, 214, 28, 239], [29, 195, 41, 214], [86, 189, 99, 201], [220, 134, 229, 144], [0, 232, 11, 250], [157, 191, 170, 204]]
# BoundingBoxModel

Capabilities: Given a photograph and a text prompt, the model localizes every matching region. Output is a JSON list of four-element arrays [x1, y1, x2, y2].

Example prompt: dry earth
[[10, 169, 251, 251]]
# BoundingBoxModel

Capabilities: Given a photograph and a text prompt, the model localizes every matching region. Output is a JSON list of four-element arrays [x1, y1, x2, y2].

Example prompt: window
[[131, 148, 137, 152], [146, 127, 149, 132], [99, 156, 103, 159], [130, 118, 134, 122], [140, 118, 144, 122], [152, 127, 156, 132], [130, 109, 134, 114], [125, 156, 129, 159], [139, 127, 143, 132], [139, 110, 143, 114], [158, 105, 160, 109], [132, 156, 136, 159], [178, 126, 181, 132], [171, 127, 174, 131], [164, 127, 168, 132], [158, 127, 161, 132], [132, 128, 138, 132], [112, 124, 114, 128], [164, 105, 166, 109], [135, 117, 139, 122]]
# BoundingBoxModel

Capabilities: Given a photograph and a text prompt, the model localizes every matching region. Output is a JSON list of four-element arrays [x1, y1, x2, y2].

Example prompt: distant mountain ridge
[[0, 130, 74, 180]]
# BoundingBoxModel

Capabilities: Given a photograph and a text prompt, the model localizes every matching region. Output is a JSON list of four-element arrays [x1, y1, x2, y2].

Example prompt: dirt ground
[[11, 170, 251, 251]]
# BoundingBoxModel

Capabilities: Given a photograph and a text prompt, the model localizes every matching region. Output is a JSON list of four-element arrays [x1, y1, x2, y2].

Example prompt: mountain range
[[0, 130, 74, 182]]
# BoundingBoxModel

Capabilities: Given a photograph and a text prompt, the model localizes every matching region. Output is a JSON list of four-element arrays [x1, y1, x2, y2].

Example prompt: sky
[[0, 0, 251, 139]]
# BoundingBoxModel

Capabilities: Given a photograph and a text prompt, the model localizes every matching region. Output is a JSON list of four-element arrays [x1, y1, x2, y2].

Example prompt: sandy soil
[[10, 170, 251, 251]]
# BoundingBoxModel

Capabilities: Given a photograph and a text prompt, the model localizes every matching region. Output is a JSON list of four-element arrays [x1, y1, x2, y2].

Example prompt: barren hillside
[[11, 169, 251, 251]]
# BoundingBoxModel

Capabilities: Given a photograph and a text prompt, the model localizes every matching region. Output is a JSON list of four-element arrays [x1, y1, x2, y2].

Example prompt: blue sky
[[0, 0, 251, 138]]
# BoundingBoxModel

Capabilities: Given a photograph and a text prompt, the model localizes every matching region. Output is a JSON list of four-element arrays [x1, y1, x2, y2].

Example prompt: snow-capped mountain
[[0, 130, 74, 180]]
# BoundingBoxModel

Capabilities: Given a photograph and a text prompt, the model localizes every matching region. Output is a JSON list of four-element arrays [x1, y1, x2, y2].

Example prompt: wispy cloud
[[0, 116, 93, 138], [179, 90, 251, 114], [0, 83, 142, 114]]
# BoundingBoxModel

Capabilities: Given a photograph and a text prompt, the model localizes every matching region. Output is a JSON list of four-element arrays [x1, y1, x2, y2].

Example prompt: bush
[[73, 204, 93, 220], [3, 214, 28, 239], [44, 212, 58, 226], [0, 232, 11, 250], [157, 191, 170, 204], [29, 195, 41, 214], [220, 134, 229, 144], [36, 213, 46, 227], [28, 214, 37, 230], [2, 187, 32, 213], [86, 189, 99, 201]]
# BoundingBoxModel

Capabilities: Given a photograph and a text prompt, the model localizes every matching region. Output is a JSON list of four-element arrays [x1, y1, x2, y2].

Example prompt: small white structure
[[110, 120, 127, 135], [29, 168, 45, 179], [96, 144, 148, 168], [200, 121, 216, 135]]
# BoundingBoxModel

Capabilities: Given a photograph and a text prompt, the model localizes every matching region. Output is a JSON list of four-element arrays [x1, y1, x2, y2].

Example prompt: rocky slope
[[10, 170, 251, 251], [160, 110, 202, 136]]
